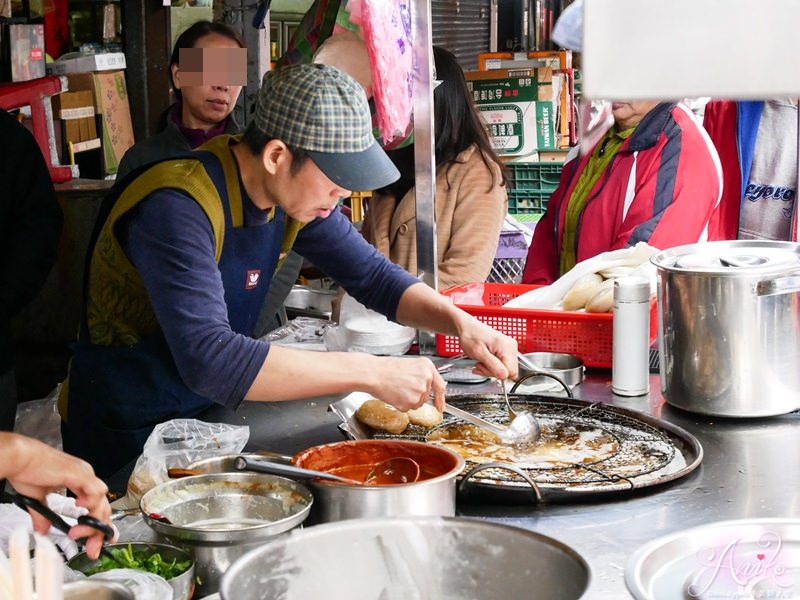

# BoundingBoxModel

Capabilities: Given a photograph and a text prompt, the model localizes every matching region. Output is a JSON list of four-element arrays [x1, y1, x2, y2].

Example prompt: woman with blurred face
[[522, 98, 722, 284], [116, 20, 246, 179]]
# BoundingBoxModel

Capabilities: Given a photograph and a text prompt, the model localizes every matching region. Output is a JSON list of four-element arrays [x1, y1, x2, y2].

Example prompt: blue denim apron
[[62, 151, 284, 478]]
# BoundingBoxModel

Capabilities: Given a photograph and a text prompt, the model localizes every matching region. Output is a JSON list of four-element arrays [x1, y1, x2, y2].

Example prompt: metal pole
[[411, 0, 438, 354], [490, 0, 499, 52]]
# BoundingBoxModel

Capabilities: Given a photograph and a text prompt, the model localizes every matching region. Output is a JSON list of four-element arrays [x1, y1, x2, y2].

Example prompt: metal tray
[[330, 393, 702, 503], [625, 518, 800, 599]]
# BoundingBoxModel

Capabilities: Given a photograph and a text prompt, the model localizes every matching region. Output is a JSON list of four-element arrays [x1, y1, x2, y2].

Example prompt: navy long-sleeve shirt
[[119, 188, 418, 408]]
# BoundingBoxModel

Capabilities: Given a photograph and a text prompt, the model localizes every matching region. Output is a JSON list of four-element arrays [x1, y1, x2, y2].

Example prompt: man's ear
[[260, 139, 290, 175]]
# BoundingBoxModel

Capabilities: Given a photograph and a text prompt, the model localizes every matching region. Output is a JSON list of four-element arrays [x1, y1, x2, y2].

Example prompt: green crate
[[507, 187, 554, 214], [507, 162, 563, 193], [505, 162, 563, 216]]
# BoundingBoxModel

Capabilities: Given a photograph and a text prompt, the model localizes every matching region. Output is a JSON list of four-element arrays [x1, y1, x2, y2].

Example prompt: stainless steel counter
[[234, 371, 800, 599]]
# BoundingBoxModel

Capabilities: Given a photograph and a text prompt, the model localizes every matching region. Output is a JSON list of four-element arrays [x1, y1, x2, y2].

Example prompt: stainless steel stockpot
[[221, 517, 590, 600], [293, 439, 465, 523], [652, 240, 800, 417]]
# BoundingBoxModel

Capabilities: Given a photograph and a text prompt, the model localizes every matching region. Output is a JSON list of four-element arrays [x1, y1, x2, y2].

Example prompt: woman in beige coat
[[361, 46, 508, 289]]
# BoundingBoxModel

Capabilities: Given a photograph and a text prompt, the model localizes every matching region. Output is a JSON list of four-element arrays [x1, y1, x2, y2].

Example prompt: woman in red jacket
[[522, 101, 722, 284]]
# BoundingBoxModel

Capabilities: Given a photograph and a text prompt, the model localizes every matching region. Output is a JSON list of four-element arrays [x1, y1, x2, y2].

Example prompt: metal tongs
[[10, 490, 121, 565]]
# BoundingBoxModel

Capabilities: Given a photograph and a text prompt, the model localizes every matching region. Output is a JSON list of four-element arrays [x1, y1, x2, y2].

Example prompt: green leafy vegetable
[[84, 544, 192, 580]]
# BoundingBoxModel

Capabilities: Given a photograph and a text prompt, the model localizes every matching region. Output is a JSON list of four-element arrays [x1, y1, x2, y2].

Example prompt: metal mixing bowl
[[139, 472, 312, 596], [67, 542, 195, 600], [187, 451, 291, 473]]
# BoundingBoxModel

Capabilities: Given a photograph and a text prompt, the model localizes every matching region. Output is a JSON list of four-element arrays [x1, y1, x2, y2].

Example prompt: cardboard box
[[0, 24, 45, 81], [47, 52, 127, 75], [466, 68, 558, 156], [52, 91, 97, 144], [66, 71, 135, 176], [478, 50, 572, 71]]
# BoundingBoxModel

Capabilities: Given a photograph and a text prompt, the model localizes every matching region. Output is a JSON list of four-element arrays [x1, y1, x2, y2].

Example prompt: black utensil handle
[[77, 515, 114, 541], [10, 491, 72, 536], [11, 490, 114, 542]]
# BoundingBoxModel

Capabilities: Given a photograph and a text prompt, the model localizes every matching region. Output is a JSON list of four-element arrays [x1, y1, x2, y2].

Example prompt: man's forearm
[[393, 282, 471, 337]]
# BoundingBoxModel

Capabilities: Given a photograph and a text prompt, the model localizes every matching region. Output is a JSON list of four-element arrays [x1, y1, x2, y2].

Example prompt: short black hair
[[241, 122, 310, 176]]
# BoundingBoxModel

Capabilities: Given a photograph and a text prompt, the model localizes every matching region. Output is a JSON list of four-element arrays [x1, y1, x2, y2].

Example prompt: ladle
[[234, 456, 362, 485], [234, 456, 418, 486], [443, 402, 540, 449], [363, 457, 420, 485]]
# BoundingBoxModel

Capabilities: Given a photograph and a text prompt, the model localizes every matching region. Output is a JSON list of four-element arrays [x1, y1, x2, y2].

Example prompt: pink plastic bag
[[347, 0, 413, 145]]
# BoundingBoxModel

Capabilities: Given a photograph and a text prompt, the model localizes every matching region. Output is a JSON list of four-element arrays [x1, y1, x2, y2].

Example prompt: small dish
[[519, 352, 585, 388]]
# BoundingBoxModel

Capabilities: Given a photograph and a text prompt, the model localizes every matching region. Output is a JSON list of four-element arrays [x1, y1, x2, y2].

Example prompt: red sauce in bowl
[[293, 440, 461, 486]]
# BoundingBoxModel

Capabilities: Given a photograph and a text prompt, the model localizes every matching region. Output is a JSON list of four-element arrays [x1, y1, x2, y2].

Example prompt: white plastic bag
[[89, 568, 172, 600], [0, 493, 101, 559], [324, 293, 415, 355], [504, 242, 659, 309], [124, 419, 249, 505], [14, 387, 62, 450]]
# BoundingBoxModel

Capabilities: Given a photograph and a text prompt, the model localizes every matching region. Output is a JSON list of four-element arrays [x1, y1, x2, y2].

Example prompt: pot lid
[[653, 240, 800, 273]]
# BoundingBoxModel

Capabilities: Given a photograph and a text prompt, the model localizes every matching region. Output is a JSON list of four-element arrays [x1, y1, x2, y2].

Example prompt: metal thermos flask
[[611, 276, 650, 396]]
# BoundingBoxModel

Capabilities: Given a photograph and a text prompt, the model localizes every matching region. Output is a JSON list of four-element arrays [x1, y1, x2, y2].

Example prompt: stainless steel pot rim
[[520, 352, 584, 369], [245, 514, 591, 555], [518, 352, 585, 388], [296, 438, 466, 488], [651, 240, 800, 274], [625, 517, 800, 599], [222, 516, 592, 593], [139, 472, 313, 541]]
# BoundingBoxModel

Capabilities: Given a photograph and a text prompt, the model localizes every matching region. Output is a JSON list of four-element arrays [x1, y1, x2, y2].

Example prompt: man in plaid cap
[[60, 64, 518, 479]]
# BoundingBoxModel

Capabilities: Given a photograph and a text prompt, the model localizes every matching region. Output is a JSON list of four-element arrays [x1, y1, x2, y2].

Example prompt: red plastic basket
[[436, 283, 658, 369]]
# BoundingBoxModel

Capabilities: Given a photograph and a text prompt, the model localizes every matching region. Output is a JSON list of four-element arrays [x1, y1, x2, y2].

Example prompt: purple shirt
[[172, 103, 229, 149]]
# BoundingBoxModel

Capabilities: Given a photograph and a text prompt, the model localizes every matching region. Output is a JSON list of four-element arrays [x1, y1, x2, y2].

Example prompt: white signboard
[[583, 0, 800, 99]]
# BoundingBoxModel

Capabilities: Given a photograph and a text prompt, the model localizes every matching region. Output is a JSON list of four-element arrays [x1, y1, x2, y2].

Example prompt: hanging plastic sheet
[[280, 0, 414, 150], [346, 0, 413, 147]]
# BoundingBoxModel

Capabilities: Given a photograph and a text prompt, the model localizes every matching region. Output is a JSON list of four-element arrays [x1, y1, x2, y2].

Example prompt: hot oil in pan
[[363, 396, 696, 491], [427, 419, 621, 469]]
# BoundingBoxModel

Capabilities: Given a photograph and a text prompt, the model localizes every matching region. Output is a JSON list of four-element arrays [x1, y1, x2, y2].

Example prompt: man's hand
[[2, 433, 114, 559], [456, 317, 519, 381], [363, 356, 447, 412]]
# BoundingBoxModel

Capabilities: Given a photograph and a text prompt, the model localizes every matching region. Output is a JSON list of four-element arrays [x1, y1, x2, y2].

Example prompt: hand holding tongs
[[10, 490, 121, 564]]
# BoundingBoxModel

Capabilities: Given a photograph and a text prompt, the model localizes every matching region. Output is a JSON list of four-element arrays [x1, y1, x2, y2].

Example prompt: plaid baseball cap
[[254, 63, 400, 191]]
